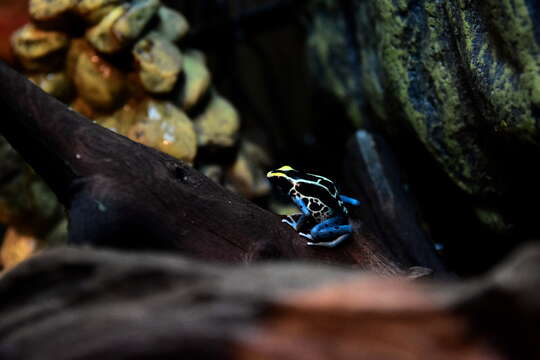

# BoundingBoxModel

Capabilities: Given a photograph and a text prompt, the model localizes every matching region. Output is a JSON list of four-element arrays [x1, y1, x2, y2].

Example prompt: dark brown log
[[0, 245, 538, 359], [0, 60, 447, 275]]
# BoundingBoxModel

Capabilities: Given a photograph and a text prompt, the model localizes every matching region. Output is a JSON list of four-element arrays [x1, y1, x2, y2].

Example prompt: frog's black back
[[292, 173, 347, 219]]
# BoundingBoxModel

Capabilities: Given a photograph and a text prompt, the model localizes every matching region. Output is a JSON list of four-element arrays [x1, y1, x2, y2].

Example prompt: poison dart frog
[[267, 166, 360, 247]]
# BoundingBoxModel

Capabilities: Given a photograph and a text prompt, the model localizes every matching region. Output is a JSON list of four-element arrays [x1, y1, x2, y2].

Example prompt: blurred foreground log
[[0, 61, 448, 276], [0, 245, 539, 359]]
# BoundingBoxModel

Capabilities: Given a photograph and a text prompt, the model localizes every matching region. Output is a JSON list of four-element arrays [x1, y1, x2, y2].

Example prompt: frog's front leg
[[300, 216, 353, 248], [282, 196, 311, 230], [339, 195, 361, 206], [282, 213, 309, 230]]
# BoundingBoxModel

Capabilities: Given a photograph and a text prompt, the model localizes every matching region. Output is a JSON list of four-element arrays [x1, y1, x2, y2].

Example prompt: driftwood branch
[[0, 61, 447, 275]]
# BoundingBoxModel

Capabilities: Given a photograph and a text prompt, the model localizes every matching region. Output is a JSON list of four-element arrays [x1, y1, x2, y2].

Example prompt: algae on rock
[[306, 0, 540, 232]]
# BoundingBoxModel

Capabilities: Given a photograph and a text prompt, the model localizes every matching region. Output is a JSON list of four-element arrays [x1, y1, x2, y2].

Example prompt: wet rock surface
[[133, 34, 183, 94], [194, 93, 241, 148], [75, 0, 122, 17], [224, 141, 272, 199], [85, 4, 127, 53], [112, 0, 159, 44], [75, 0, 122, 24], [72, 40, 126, 110], [154, 5, 189, 42], [29, 0, 77, 22], [11, 23, 69, 71], [178, 49, 210, 111], [27, 71, 72, 102], [127, 99, 197, 163]]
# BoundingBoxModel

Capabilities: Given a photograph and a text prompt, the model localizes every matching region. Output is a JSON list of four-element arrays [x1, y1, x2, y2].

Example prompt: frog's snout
[[267, 166, 294, 179]]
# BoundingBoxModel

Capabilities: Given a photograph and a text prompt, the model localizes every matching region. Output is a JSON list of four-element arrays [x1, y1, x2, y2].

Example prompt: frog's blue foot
[[307, 233, 350, 248], [282, 217, 297, 229], [339, 195, 361, 206], [282, 214, 309, 231], [301, 216, 353, 248]]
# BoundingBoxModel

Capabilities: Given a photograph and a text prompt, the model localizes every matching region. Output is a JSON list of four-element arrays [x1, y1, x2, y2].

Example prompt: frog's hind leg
[[300, 216, 352, 247], [307, 233, 350, 248]]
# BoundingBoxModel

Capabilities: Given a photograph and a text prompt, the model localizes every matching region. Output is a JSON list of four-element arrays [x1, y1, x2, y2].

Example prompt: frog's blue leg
[[298, 216, 342, 239], [282, 214, 300, 228], [282, 214, 309, 230], [339, 195, 361, 206], [282, 196, 310, 230], [307, 233, 350, 248], [299, 216, 353, 247], [292, 196, 310, 215]]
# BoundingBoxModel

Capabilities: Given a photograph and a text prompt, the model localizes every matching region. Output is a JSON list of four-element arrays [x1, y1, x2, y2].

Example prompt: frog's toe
[[281, 218, 296, 229], [339, 195, 361, 206], [307, 233, 350, 248], [299, 232, 313, 240]]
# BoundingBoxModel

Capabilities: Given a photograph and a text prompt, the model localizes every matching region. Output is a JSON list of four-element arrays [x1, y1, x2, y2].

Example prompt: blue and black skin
[[267, 166, 360, 247]]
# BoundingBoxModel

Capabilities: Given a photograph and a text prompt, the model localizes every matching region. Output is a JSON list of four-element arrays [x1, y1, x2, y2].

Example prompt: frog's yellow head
[[266, 165, 295, 178]]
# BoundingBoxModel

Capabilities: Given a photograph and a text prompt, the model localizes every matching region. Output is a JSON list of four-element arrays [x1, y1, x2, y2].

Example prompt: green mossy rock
[[307, 0, 540, 198]]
